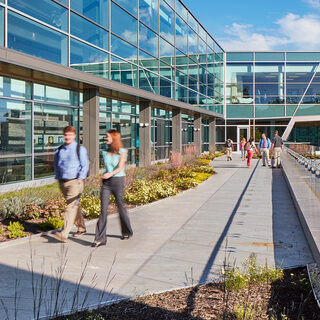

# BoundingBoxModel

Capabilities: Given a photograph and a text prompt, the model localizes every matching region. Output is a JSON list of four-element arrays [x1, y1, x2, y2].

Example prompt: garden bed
[[59, 255, 319, 320], [0, 152, 223, 242]]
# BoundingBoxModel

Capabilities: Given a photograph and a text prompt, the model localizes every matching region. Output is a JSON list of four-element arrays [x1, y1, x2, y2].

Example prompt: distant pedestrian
[[92, 130, 133, 248], [271, 130, 283, 168], [246, 136, 257, 168], [53, 126, 89, 243], [258, 133, 271, 167], [240, 137, 247, 161], [225, 138, 234, 161]]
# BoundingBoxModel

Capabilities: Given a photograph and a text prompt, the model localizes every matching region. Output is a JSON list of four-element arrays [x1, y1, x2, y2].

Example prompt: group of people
[[53, 125, 133, 247], [225, 130, 283, 168]]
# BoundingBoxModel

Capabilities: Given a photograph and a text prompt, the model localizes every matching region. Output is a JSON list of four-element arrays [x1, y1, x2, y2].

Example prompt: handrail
[[284, 146, 320, 177]]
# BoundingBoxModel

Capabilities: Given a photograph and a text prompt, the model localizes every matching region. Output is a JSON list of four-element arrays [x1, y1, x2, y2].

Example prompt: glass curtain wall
[[222, 52, 320, 148], [0, 0, 225, 117]]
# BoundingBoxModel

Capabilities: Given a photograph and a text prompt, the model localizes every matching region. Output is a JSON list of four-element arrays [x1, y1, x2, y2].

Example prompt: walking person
[[92, 130, 133, 247], [53, 126, 89, 242], [225, 138, 234, 161], [258, 133, 271, 167], [271, 130, 283, 168], [246, 136, 257, 168], [240, 137, 247, 161]]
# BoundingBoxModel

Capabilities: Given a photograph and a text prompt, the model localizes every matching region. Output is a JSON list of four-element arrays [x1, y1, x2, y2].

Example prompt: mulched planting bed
[[60, 267, 319, 320]]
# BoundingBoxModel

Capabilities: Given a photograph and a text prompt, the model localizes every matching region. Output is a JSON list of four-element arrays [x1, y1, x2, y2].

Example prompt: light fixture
[[194, 128, 201, 132], [139, 123, 149, 128]]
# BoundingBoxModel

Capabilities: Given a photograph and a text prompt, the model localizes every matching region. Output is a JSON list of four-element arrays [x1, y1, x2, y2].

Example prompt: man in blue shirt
[[53, 126, 89, 242], [258, 133, 271, 167]]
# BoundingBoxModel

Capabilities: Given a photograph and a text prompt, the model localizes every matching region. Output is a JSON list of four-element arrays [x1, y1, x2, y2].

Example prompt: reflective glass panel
[[70, 38, 109, 79], [227, 52, 253, 62], [71, 12, 108, 50], [255, 52, 285, 61], [112, 100, 132, 113], [175, 1, 187, 21], [188, 28, 197, 56], [159, 37, 174, 63], [175, 84, 188, 103], [296, 105, 320, 116], [165, 0, 174, 9], [139, 0, 158, 32], [0, 76, 31, 99], [286, 63, 319, 83], [99, 97, 111, 112], [0, 157, 32, 184], [114, 0, 137, 16], [99, 111, 111, 154], [111, 113, 135, 149], [111, 2, 137, 45], [8, 10, 67, 65], [227, 105, 253, 118], [160, 62, 173, 80], [255, 105, 285, 118], [139, 51, 159, 74], [226, 83, 253, 104], [175, 52, 188, 73], [139, 69, 159, 94], [188, 13, 198, 32], [8, 0, 67, 31], [176, 69, 188, 86], [286, 52, 320, 61], [255, 63, 284, 82], [34, 154, 55, 179], [160, 77, 173, 98], [175, 15, 187, 53], [0, 98, 31, 155], [139, 23, 158, 57], [34, 84, 78, 106], [111, 34, 137, 62], [71, 0, 108, 28], [34, 103, 78, 153], [160, 0, 174, 44], [226, 63, 253, 83], [255, 84, 284, 100], [0, 7, 4, 46], [110, 58, 138, 87]]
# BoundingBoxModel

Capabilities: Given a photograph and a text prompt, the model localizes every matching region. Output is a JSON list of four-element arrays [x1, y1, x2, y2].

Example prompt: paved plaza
[[0, 156, 314, 319]]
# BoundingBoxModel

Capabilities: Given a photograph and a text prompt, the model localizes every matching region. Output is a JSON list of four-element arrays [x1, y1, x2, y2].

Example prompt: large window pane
[[160, 77, 173, 98], [188, 28, 198, 56], [286, 63, 318, 82], [255, 52, 285, 61], [0, 98, 31, 155], [70, 38, 109, 79], [226, 63, 253, 83], [71, 0, 108, 28], [139, 0, 158, 32], [111, 34, 137, 62], [286, 52, 320, 61], [111, 113, 135, 149], [111, 2, 137, 45], [34, 84, 78, 106], [8, 10, 67, 65], [139, 23, 158, 57], [8, 0, 67, 31], [160, 37, 174, 63], [33, 103, 78, 153], [255, 63, 284, 83], [0, 76, 31, 99], [0, 157, 31, 184], [0, 7, 4, 46], [34, 154, 55, 179], [114, 0, 137, 16], [71, 12, 108, 50], [110, 58, 138, 87], [227, 105, 253, 118], [296, 105, 320, 116], [160, 0, 174, 44], [175, 15, 187, 53], [255, 84, 284, 101], [226, 52, 253, 62], [226, 83, 253, 104], [139, 69, 159, 94]]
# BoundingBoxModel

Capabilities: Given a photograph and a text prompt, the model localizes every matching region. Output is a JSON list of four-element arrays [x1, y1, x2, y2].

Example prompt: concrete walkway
[[0, 156, 314, 319]]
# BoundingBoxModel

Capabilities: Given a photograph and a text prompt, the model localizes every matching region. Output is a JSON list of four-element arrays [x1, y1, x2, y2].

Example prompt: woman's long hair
[[107, 129, 123, 154], [249, 136, 255, 143]]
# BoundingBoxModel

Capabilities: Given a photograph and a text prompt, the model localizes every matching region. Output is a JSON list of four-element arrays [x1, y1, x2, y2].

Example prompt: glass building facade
[[220, 52, 320, 150]]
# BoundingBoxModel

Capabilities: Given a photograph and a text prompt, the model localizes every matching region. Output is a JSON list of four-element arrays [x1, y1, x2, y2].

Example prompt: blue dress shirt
[[54, 141, 89, 180], [258, 138, 271, 149]]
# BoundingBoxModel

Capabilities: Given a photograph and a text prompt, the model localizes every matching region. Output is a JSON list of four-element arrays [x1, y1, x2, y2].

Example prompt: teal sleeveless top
[[101, 148, 127, 177]]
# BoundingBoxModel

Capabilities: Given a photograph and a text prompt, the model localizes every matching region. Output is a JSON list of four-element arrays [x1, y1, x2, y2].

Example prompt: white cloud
[[219, 13, 320, 51], [304, 0, 320, 9]]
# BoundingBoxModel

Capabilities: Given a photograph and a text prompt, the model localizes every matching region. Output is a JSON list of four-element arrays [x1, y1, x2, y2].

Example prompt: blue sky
[[182, 0, 320, 51]]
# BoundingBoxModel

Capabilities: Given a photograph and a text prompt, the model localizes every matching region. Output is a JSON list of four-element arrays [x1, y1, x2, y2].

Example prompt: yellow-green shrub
[[39, 217, 64, 230], [194, 165, 216, 174], [80, 196, 101, 218], [174, 178, 199, 190], [194, 172, 211, 182], [7, 221, 26, 239]]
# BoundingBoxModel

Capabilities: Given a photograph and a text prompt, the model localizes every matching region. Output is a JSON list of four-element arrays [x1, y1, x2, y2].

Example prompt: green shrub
[[200, 153, 216, 160], [174, 177, 199, 190], [193, 172, 212, 182], [0, 227, 4, 236], [7, 221, 26, 239], [43, 198, 66, 218], [82, 185, 101, 198], [172, 167, 197, 179], [125, 180, 179, 205], [194, 165, 216, 174], [39, 217, 64, 230], [80, 196, 101, 218], [24, 203, 44, 220]]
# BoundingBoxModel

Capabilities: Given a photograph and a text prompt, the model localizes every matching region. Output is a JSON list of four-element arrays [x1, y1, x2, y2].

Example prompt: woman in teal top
[[92, 130, 133, 247]]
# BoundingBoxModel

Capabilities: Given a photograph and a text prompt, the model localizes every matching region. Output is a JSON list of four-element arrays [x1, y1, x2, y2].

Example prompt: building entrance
[[237, 126, 250, 152]]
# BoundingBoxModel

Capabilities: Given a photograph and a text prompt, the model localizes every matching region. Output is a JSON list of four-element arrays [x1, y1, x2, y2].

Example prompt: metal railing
[[284, 146, 320, 178]]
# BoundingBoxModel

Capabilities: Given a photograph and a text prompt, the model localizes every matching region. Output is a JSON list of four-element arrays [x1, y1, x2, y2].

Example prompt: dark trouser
[[94, 176, 133, 244]]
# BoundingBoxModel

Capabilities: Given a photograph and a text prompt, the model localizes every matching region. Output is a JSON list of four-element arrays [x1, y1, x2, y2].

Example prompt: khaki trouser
[[59, 179, 86, 239], [226, 147, 232, 159], [261, 148, 271, 166], [274, 147, 282, 167]]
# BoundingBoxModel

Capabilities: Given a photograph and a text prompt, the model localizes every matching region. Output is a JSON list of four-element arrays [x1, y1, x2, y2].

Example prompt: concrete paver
[[0, 155, 314, 319]]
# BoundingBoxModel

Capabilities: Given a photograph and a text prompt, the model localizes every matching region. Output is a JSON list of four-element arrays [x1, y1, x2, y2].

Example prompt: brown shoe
[[52, 232, 67, 243], [73, 231, 86, 238]]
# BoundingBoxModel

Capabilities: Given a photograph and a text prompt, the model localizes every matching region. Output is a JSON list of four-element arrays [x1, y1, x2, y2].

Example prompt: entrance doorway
[[237, 126, 250, 152]]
